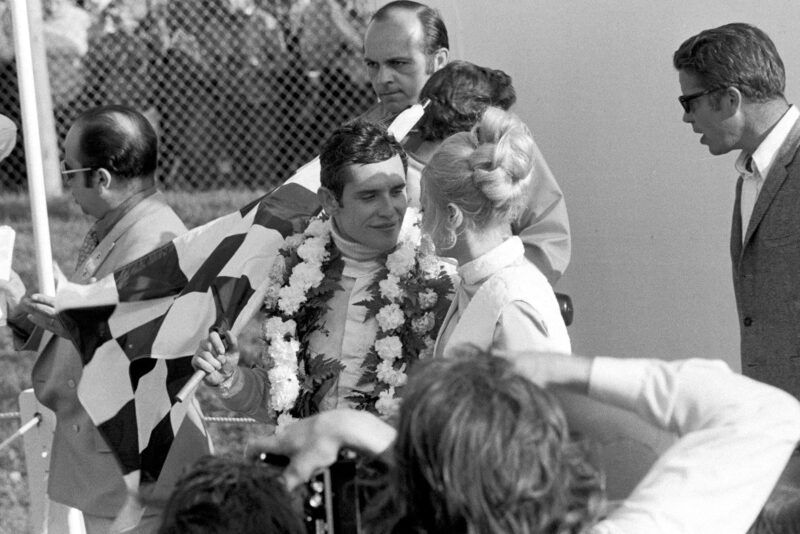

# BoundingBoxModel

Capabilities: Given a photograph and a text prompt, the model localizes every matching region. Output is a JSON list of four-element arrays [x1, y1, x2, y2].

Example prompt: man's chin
[[381, 98, 411, 115], [371, 233, 402, 253]]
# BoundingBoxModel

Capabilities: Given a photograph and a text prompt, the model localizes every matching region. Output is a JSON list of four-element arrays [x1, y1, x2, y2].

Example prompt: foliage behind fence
[[0, 0, 376, 191]]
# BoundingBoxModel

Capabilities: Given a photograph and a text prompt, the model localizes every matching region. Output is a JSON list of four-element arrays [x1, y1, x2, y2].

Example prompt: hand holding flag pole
[[174, 280, 266, 402]]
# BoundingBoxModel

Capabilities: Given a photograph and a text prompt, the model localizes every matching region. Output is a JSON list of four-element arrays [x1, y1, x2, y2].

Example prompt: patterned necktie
[[75, 227, 99, 271]]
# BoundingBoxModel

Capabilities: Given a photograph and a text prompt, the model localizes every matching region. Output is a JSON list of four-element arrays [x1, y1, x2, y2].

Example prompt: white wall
[[372, 1, 800, 368]]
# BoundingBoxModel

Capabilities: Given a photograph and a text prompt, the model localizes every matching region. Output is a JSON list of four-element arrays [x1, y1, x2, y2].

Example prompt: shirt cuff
[[218, 367, 245, 398]]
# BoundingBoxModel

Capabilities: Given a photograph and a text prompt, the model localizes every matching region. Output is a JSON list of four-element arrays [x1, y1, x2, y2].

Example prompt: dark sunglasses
[[678, 88, 722, 113]]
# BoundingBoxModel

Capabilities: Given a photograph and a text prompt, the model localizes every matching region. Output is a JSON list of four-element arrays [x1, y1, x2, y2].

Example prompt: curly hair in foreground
[[158, 455, 305, 534], [367, 348, 604, 534]]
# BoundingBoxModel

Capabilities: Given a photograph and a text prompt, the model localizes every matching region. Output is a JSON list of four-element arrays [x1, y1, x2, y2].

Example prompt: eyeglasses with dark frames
[[678, 88, 722, 113]]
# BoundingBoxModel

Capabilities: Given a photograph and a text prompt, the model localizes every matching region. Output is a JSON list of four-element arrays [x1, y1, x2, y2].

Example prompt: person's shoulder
[[138, 192, 187, 230]]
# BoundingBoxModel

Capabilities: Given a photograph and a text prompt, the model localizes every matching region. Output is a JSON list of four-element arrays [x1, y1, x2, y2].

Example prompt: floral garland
[[347, 215, 453, 417], [260, 211, 453, 426]]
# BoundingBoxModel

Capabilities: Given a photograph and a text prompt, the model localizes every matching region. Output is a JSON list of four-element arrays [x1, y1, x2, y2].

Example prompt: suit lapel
[[742, 120, 800, 248]]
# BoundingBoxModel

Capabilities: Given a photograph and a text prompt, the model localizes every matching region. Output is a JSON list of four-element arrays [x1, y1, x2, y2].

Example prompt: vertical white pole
[[9, 0, 55, 296]]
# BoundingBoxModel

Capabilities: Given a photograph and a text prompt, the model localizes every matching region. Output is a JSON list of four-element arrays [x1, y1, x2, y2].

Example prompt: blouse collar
[[458, 236, 525, 287]]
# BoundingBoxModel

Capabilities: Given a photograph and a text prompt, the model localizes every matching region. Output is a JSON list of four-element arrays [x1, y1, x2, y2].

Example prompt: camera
[[258, 450, 362, 534]]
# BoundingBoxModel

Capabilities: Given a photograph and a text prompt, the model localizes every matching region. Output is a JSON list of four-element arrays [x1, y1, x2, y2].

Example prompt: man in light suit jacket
[[674, 24, 800, 400], [9, 105, 210, 533]]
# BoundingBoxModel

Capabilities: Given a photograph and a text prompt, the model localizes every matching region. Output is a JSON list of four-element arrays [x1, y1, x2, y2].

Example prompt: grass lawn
[[0, 190, 273, 533]]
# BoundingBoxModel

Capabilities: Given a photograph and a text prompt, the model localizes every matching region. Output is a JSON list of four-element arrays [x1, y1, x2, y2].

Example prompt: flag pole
[[9, 0, 55, 297]]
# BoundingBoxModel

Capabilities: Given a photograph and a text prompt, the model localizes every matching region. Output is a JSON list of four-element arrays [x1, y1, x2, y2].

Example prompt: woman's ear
[[318, 186, 340, 216], [446, 202, 463, 230]]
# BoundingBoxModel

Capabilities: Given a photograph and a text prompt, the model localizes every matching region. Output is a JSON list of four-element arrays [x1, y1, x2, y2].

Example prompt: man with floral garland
[[191, 120, 452, 425]]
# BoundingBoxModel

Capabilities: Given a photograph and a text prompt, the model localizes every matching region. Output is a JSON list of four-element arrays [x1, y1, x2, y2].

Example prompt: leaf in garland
[[291, 354, 346, 417], [305, 353, 346, 387], [356, 266, 390, 319], [310, 252, 345, 303], [346, 390, 379, 414]]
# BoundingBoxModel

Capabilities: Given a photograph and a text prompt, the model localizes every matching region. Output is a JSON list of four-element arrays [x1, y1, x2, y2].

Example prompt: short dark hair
[[673, 23, 785, 102], [418, 60, 516, 141], [372, 348, 604, 533], [371, 1, 449, 56], [158, 455, 305, 534], [74, 104, 158, 180], [319, 120, 408, 200]]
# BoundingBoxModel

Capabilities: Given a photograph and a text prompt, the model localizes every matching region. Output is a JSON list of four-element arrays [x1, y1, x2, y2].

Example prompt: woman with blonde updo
[[422, 106, 571, 357]]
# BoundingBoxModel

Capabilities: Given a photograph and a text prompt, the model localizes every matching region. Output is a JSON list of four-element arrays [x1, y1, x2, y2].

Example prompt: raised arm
[[510, 353, 800, 534], [191, 331, 275, 423], [591, 357, 800, 533]]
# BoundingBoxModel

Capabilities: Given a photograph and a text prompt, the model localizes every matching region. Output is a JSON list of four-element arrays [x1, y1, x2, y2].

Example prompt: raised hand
[[246, 409, 396, 490]]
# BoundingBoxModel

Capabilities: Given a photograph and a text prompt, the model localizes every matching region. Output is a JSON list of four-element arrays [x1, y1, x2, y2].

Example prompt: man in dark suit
[[9, 105, 210, 533], [674, 23, 800, 399]]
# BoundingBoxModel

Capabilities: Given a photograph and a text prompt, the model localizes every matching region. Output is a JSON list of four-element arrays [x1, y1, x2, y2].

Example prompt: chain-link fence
[[0, 0, 376, 191]]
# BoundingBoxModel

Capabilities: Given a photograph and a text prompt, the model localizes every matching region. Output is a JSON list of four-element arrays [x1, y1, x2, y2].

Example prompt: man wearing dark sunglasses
[[674, 23, 800, 402], [9, 105, 209, 532]]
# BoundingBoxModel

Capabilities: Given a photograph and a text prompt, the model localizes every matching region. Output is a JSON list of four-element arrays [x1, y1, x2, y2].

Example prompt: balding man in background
[[8, 105, 209, 533], [358, 0, 571, 283]]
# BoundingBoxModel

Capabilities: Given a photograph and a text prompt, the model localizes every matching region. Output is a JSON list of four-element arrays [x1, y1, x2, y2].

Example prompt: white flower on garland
[[297, 236, 329, 264], [386, 243, 416, 276], [289, 261, 325, 291], [375, 387, 401, 418], [418, 288, 438, 310], [411, 312, 436, 335], [376, 360, 407, 387], [379, 274, 404, 300], [264, 257, 287, 308], [269, 365, 301, 412], [400, 222, 422, 248], [269, 338, 300, 367], [284, 233, 305, 250], [304, 218, 328, 238], [263, 317, 296, 342], [277, 284, 307, 315], [374, 335, 402, 361], [376, 303, 405, 332]]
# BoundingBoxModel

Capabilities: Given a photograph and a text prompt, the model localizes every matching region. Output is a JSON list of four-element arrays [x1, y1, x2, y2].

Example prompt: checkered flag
[[55, 183, 319, 512]]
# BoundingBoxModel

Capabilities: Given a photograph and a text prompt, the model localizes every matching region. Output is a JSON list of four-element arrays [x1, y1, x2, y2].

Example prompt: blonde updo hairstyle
[[422, 106, 535, 250]]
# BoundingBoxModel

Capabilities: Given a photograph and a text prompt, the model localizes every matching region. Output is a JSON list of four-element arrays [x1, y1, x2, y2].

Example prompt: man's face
[[63, 125, 104, 218], [678, 70, 741, 155], [330, 156, 408, 252], [364, 12, 433, 115]]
